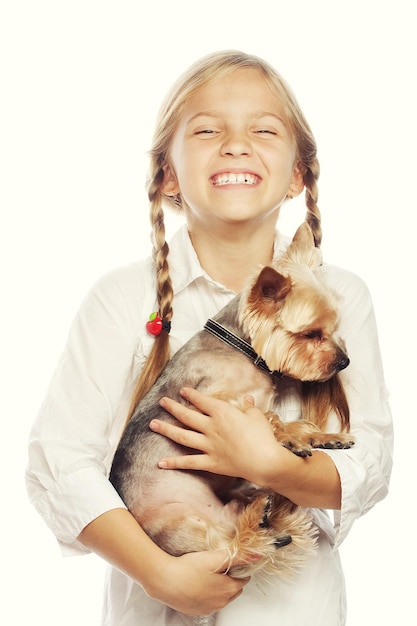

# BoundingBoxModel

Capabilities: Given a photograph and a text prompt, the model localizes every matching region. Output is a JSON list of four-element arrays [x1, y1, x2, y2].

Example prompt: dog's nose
[[336, 355, 350, 371]]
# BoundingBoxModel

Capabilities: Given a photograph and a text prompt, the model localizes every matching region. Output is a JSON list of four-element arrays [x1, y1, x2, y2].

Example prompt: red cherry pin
[[146, 312, 163, 336]]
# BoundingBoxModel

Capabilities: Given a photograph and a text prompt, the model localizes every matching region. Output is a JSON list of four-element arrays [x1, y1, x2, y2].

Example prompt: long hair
[[127, 50, 348, 430]]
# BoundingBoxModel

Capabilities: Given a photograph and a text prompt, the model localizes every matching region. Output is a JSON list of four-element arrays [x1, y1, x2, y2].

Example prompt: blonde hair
[[127, 50, 348, 430]]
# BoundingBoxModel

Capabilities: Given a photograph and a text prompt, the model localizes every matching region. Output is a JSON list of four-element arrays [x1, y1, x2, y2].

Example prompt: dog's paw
[[282, 433, 354, 455], [311, 435, 355, 450]]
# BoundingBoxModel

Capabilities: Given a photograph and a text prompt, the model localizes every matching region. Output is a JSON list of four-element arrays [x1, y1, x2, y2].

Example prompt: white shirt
[[26, 225, 393, 625]]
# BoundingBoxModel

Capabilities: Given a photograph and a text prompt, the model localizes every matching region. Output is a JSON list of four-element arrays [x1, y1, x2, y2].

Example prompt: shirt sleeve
[[319, 266, 393, 549], [25, 262, 155, 555]]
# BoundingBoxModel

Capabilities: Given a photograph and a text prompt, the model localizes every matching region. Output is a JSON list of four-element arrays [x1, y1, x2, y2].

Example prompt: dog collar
[[204, 318, 283, 379]]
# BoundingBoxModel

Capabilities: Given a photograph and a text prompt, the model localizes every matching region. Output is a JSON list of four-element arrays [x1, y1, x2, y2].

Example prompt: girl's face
[[163, 68, 303, 231]]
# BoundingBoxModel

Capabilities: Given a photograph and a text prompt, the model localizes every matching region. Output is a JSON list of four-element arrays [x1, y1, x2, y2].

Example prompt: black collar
[[203, 318, 283, 379]]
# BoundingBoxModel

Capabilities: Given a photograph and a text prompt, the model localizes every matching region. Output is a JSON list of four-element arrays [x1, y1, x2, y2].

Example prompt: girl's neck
[[188, 222, 276, 293]]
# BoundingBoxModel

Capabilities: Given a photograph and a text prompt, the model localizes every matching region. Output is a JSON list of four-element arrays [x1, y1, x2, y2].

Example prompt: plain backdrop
[[1, 1, 415, 624]]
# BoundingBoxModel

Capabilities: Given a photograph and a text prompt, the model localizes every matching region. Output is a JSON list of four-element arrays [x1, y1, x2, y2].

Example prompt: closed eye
[[256, 129, 277, 135], [194, 128, 219, 135], [303, 329, 323, 340]]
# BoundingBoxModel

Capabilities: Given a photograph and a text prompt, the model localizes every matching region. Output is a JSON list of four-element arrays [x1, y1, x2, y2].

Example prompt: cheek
[[265, 144, 296, 174], [168, 135, 190, 182], [171, 152, 206, 198]]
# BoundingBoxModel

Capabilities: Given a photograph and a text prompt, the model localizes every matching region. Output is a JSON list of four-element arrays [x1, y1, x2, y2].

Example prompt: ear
[[292, 222, 315, 246], [286, 222, 321, 269], [287, 163, 304, 198], [250, 266, 292, 303], [161, 165, 180, 196]]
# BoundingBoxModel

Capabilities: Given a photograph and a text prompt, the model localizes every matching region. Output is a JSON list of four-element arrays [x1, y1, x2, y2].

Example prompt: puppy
[[110, 223, 353, 581]]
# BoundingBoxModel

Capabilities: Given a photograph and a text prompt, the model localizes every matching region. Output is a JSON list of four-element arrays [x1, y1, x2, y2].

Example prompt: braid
[[151, 173, 174, 326], [303, 160, 322, 248], [126, 168, 174, 423]]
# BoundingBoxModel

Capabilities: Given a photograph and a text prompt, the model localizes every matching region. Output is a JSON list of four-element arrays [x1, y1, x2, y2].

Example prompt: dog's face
[[239, 224, 349, 383]]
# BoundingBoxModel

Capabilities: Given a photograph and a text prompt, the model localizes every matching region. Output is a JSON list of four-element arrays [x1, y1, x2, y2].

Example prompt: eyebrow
[[186, 110, 287, 126], [185, 110, 223, 124]]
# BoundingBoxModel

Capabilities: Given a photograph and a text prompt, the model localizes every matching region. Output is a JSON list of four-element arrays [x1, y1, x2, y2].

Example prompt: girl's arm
[[151, 390, 342, 510], [26, 265, 248, 616], [77, 508, 248, 616]]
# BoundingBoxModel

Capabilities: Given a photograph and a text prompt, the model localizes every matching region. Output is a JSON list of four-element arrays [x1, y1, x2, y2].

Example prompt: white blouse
[[26, 225, 393, 626]]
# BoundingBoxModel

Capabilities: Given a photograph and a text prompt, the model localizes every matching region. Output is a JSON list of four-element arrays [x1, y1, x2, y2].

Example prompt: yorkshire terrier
[[110, 222, 354, 582]]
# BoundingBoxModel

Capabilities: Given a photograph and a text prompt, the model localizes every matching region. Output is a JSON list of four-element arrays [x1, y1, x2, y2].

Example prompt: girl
[[26, 51, 393, 625]]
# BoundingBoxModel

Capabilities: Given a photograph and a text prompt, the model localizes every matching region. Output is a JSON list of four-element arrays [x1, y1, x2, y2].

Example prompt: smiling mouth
[[211, 173, 260, 186]]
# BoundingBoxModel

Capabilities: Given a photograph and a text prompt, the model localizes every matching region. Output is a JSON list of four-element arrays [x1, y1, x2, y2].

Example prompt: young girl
[[26, 50, 393, 625]]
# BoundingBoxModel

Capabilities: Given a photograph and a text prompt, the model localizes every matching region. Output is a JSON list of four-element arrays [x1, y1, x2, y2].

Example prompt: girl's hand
[[150, 387, 282, 485], [79, 508, 249, 618], [149, 548, 250, 616]]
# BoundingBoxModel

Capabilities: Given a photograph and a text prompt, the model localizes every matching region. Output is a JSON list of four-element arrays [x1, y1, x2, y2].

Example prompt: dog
[[109, 222, 354, 582]]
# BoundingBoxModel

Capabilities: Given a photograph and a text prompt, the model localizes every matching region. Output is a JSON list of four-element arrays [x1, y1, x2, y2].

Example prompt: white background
[[1, 1, 415, 624]]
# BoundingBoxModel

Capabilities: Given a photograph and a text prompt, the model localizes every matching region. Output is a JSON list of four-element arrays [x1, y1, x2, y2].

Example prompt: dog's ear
[[292, 222, 315, 246], [285, 222, 322, 269], [250, 266, 292, 303]]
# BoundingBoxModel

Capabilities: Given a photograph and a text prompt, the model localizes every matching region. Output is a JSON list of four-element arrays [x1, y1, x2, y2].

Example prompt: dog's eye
[[303, 330, 322, 340]]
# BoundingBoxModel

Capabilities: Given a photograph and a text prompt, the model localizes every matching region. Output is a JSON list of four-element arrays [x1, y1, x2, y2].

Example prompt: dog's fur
[[110, 223, 354, 581]]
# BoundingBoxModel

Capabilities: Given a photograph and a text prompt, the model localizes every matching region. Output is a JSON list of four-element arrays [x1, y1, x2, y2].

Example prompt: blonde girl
[[26, 51, 393, 626]]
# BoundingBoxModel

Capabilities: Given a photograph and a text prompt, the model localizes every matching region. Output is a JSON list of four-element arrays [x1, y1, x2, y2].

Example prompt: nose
[[336, 354, 350, 372], [221, 129, 252, 157]]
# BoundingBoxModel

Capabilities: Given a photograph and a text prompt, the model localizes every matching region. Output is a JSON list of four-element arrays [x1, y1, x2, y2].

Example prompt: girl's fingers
[[157, 452, 209, 471], [149, 418, 206, 452]]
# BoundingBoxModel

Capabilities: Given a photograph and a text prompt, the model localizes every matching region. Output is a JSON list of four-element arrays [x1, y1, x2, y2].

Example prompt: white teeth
[[213, 173, 258, 186]]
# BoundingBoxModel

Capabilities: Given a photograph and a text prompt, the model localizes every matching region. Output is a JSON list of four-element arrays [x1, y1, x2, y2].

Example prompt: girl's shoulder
[[76, 256, 158, 333], [320, 262, 371, 301], [319, 263, 376, 331], [90, 256, 156, 299]]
